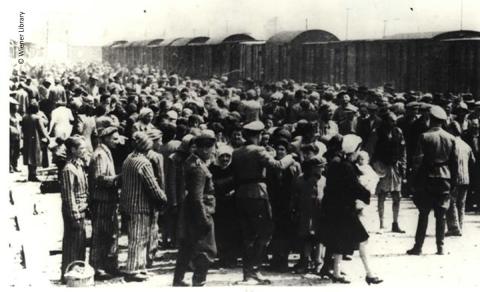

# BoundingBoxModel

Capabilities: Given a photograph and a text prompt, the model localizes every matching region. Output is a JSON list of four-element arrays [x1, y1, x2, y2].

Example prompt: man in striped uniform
[[88, 126, 121, 279], [60, 136, 88, 283], [120, 131, 167, 282], [145, 128, 166, 267]]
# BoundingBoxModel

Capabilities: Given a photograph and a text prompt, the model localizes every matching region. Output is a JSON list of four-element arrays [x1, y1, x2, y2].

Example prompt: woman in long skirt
[[319, 134, 382, 284]]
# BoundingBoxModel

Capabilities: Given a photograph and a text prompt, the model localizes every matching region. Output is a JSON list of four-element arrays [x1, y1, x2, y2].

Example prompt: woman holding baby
[[318, 134, 383, 285]]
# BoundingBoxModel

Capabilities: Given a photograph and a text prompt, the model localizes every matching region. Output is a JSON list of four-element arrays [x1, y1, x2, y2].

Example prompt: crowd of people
[[9, 61, 480, 286]]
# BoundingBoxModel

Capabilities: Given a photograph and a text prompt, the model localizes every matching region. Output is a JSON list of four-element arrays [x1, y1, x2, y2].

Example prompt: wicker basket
[[64, 260, 95, 287]]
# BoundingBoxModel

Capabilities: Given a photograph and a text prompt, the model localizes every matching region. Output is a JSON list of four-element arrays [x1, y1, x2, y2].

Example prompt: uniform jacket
[[61, 159, 89, 220], [89, 144, 117, 202], [177, 155, 218, 261], [120, 152, 167, 214], [413, 127, 457, 180], [231, 144, 295, 200]]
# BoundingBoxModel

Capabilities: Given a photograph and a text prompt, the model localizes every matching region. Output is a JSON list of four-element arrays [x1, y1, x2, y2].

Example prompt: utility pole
[[143, 9, 148, 38], [383, 19, 387, 38], [460, 0, 464, 30], [305, 18, 308, 30]]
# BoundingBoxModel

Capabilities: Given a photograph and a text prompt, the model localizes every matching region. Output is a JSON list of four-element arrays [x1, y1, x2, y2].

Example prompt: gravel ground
[[7, 166, 480, 288]]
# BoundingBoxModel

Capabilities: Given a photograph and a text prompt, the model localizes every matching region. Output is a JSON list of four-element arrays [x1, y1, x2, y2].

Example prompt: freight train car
[[301, 30, 480, 95], [163, 36, 209, 75], [107, 40, 128, 65], [103, 29, 480, 96], [264, 30, 340, 82]]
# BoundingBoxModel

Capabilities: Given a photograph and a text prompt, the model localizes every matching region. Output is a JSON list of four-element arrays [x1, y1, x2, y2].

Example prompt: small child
[[291, 157, 327, 274], [356, 151, 379, 196]]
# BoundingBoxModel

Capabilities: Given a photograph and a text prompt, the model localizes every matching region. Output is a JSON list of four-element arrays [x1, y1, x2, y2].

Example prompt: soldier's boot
[[406, 245, 422, 255], [192, 255, 210, 287], [173, 264, 190, 286], [392, 222, 406, 233], [250, 269, 271, 285]]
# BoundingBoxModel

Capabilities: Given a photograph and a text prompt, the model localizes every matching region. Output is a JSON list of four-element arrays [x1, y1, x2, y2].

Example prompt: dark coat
[[291, 175, 326, 238], [177, 154, 217, 262], [319, 156, 370, 254], [267, 161, 301, 239], [209, 164, 241, 255], [21, 113, 49, 167]]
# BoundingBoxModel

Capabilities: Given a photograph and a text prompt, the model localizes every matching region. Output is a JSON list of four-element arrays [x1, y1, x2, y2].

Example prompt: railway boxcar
[[301, 30, 480, 95], [265, 30, 340, 82]]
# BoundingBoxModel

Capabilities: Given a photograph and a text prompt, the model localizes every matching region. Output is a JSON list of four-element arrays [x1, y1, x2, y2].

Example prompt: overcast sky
[[6, 0, 480, 46]]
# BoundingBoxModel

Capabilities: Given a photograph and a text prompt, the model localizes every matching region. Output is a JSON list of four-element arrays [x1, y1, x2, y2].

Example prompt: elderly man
[[407, 106, 458, 256], [121, 132, 167, 281], [88, 126, 121, 279], [231, 121, 296, 285]]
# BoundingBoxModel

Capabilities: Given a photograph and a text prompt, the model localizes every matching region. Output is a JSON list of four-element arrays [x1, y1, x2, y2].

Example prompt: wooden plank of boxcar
[[244, 44, 250, 80], [467, 41, 478, 94], [475, 41, 480, 97], [354, 42, 362, 86], [311, 44, 318, 83], [270, 45, 277, 82], [316, 44, 324, 84]]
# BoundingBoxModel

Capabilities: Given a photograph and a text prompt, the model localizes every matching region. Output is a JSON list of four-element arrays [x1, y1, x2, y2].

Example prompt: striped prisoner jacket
[[120, 151, 167, 214], [60, 158, 89, 220]]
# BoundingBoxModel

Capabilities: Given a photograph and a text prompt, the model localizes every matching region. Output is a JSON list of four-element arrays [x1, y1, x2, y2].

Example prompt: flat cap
[[406, 101, 421, 109], [342, 134, 363, 154], [132, 131, 153, 152], [456, 102, 469, 112], [344, 103, 358, 113], [194, 129, 216, 145], [167, 110, 178, 120], [243, 121, 265, 132], [146, 128, 163, 141], [429, 105, 447, 120], [98, 126, 118, 138]]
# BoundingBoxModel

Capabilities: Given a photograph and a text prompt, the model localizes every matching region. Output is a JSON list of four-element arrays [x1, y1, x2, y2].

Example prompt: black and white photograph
[[3, 0, 480, 289]]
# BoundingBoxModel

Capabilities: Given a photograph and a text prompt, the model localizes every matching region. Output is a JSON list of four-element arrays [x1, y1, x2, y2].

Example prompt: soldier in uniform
[[407, 105, 457, 256], [231, 121, 296, 285], [173, 130, 217, 287], [88, 126, 121, 279]]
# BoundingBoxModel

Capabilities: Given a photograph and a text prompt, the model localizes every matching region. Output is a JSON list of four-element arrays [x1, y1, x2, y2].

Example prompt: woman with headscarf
[[209, 143, 240, 268], [319, 134, 382, 284], [132, 107, 155, 134]]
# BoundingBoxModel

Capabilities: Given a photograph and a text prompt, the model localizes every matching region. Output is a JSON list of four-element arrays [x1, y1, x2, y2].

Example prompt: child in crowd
[[291, 157, 327, 274]]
